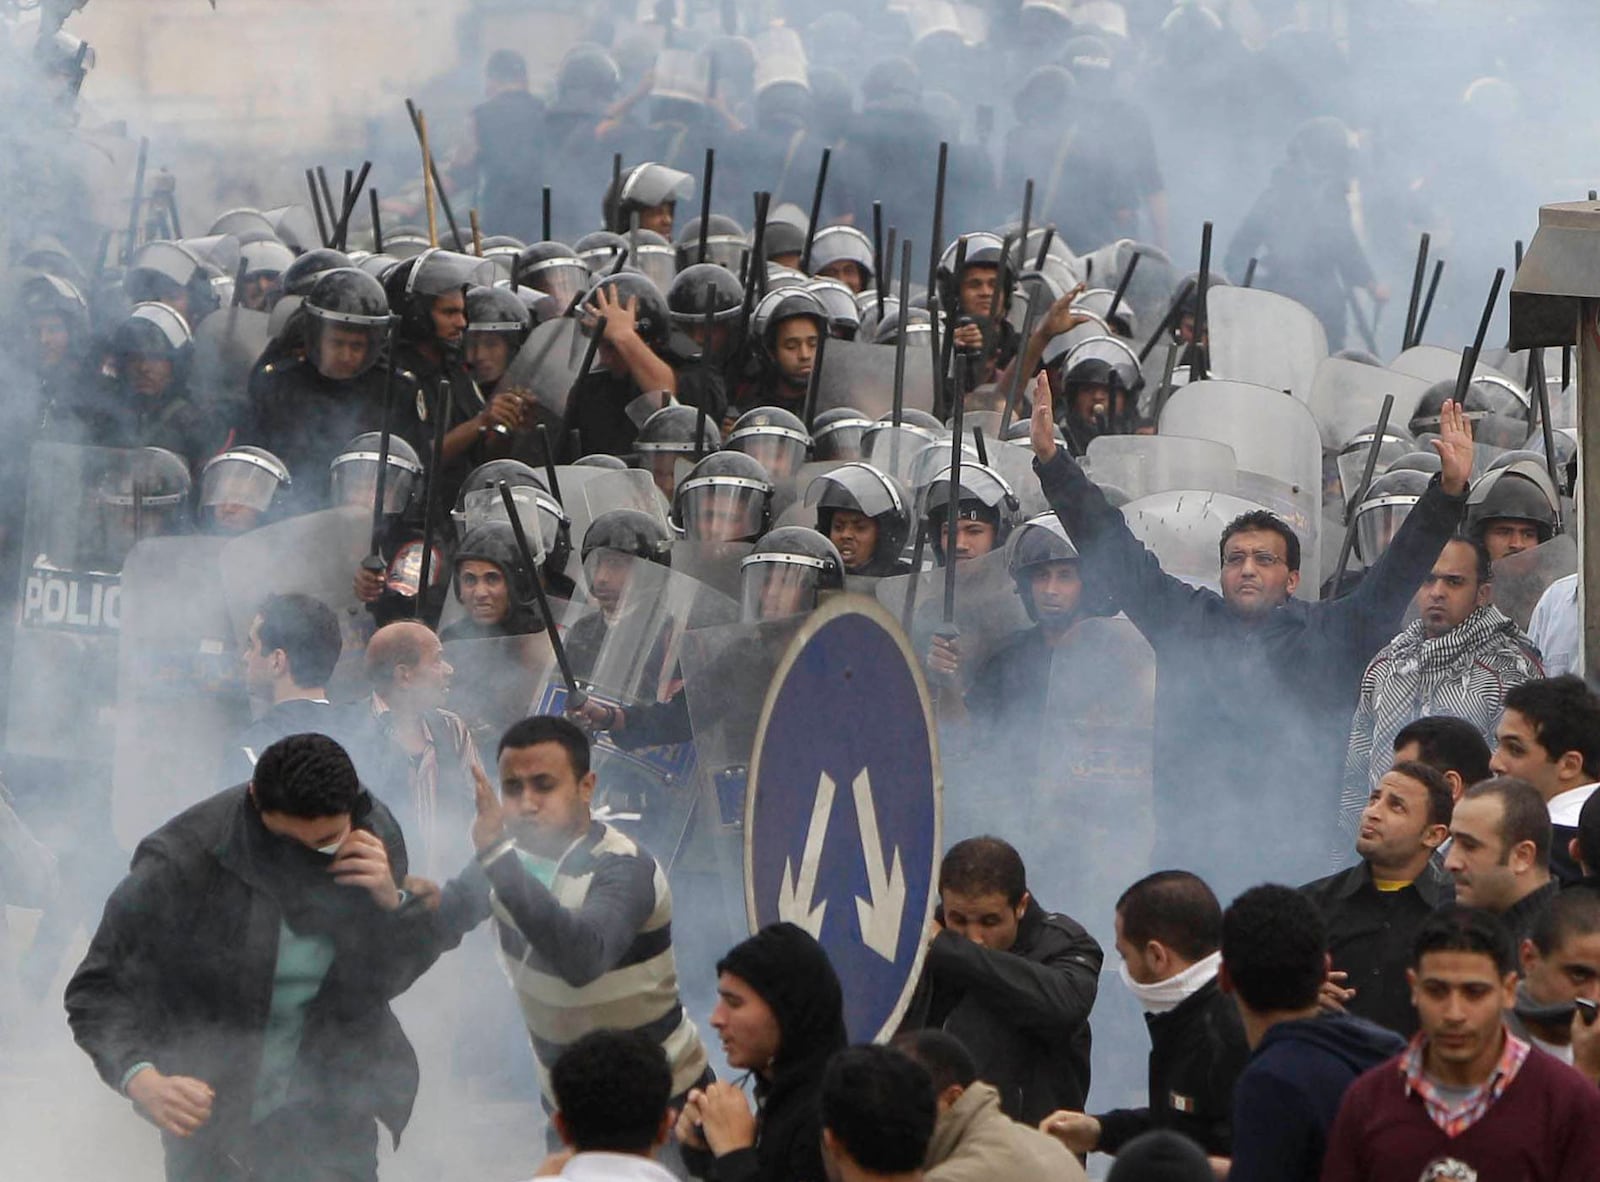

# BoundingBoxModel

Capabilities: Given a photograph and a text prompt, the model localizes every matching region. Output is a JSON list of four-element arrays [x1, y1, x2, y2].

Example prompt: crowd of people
[[4, 0, 1600, 1180]]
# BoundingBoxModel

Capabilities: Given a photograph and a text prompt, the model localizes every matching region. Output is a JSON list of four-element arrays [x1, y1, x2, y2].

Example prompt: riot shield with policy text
[[1160, 381, 1323, 595]]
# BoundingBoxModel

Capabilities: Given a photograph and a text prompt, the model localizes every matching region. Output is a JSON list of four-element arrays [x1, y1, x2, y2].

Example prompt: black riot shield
[[874, 549, 1033, 688], [503, 316, 585, 419], [7, 445, 172, 762], [813, 338, 937, 418], [112, 535, 249, 848], [191, 306, 272, 414], [1491, 534, 1578, 632], [218, 506, 373, 697]]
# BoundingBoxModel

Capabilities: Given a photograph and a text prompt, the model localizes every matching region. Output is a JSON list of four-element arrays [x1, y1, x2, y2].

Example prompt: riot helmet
[[329, 432, 423, 515], [1336, 423, 1416, 508], [668, 263, 746, 356], [303, 267, 390, 382], [727, 406, 812, 482], [383, 248, 497, 347], [381, 229, 434, 261], [1409, 377, 1531, 450], [1007, 512, 1102, 624], [634, 404, 722, 499], [199, 446, 291, 534], [356, 253, 401, 281], [110, 302, 193, 395], [467, 481, 573, 584], [464, 284, 533, 387], [804, 279, 862, 341], [262, 205, 323, 254], [208, 208, 281, 245], [674, 214, 748, 272], [237, 239, 296, 311], [1352, 468, 1431, 564], [574, 453, 628, 470], [575, 231, 632, 276], [808, 225, 875, 292], [738, 527, 845, 621], [923, 461, 1021, 563], [515, 241, 590, 307], [553, 43, 621, 115], [862, 410, 945, 483], [812, 407, 874, 462], [870, 305, 933, 346], [453, 459, 547, 538], [581, 508, 674, 566], [1073, 287, 1138, 338], [280, 248, 353, 298], [1056, 336, 1143, 431], [629, 228, 679, 293], [91, 447, 194, 567], [602, 163, 696, 236], [581, 271, 671, 352], [673, 450, 774, 543], [808, 463, 912, 576], [125, 240, 218, 325], [936, 232, 1011, 320], [1464, 460, 1560, 555], [19, 273, 89, 367]]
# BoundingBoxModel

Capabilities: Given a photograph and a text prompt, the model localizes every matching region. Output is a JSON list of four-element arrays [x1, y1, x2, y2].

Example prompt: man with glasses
[[1027, 376, 1475, 892]]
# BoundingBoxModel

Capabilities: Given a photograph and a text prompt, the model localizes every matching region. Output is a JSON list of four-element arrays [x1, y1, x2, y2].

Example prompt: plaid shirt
[[1400, 1027, 1530, 1137]]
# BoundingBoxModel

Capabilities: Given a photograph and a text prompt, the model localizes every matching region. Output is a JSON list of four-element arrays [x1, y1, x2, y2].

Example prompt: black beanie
[[717, 922, 848, 1076], [1107, 1131, 1213, 1182]]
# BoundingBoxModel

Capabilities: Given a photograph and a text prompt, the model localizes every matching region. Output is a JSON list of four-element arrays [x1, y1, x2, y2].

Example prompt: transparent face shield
[[1337, 436, 1412, 505], [727, 431, 807, 482], [863, 424, 944, 485], [458, 486, 555, 559], [1354, 496, 1420, 564], [525, 258, 591, 307], [329, 454, 419, 515], [813, 420, 868, 461], [678, 479, 768, 542], [740, 557, 823, 622], [306, 311, 385, 381], [200, 456, 284, 514], [633, 244, 677, 292], [581, 547, 671, 621], [94, 478, 189, 563]]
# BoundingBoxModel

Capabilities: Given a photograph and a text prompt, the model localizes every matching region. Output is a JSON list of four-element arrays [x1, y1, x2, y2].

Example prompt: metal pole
[[1328, 394, 1395, 597]]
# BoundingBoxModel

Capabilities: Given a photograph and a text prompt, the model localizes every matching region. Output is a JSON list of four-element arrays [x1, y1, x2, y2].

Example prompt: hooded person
[[677, 922, 848, 1182]]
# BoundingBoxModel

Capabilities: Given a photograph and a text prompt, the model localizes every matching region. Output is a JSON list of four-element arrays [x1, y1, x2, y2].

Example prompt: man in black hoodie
[[678, 922, 848, 1182], [901, 836, 1103, 1126], [1219, 885, 1404, 1182]]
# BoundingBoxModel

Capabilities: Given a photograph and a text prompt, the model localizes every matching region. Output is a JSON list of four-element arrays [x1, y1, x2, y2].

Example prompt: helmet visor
[[863, 425, 942, 484], [728, 433, 806, 482], [740, 559, 822, 621], [306, 314, 384, 380], [1337, 438, 1411, 506], [200, 459, 282, 513], [526, 259, 591, 307], [1355, 499, 1418, 564], [459, 487, 552, 559], [679, 480, 766, 542], [813, 421, 866, 462], [330, 455, 418, 515]]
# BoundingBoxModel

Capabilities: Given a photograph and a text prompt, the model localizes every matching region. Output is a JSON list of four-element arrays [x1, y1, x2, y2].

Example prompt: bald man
[[342, 622, 480, 878]]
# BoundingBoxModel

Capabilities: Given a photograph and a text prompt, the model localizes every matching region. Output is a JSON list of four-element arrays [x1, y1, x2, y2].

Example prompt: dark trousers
[[163, 1104, 379, 1182]]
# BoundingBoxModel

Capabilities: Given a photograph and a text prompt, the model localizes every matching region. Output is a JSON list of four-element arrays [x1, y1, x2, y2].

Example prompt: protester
[[1304, 763, 1455, 1035], [900, 836, 1102, 1126], [1218, 884, 1405, 1182], [1509, 888, 1600, 1079], [1445, 777, 1559, 941], [1320, 905, 1600, 1181], [893, 1029, 1086, 1182], [535, 1029, 681, 1181], [1487, 676, 1600, 884], [64, 734, 442, 1182], [817, 1045, 938, 1182], [1041, 871, 1246, 1159], [1391, 716, 1495, 804]]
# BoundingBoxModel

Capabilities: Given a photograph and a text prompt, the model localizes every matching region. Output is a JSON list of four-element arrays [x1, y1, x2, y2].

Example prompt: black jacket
[[1095, 976, 1249, 1156], [218, 698, 350, 789], [1300, 859, 1453, 1037], [64, 787, 442, 1172], [1035, 449, 1465, 888], [903, 899, 1103, 1125]]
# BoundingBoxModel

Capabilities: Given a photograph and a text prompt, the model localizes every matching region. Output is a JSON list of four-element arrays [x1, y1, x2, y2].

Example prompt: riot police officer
[[197, 446, 291, 535], [808, 463, 913, 577], [632, 403, 722, 500], [732, 288, 828, 420], [667, 262, 745, 423], [564, 271, 677, 458]]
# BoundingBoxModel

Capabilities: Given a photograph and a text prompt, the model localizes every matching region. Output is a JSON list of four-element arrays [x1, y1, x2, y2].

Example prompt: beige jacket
[[926, 1082, 1088, 1182]]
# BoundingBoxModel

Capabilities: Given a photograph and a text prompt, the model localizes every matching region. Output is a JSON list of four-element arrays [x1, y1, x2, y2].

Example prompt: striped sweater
[[472, 821, 708, 1100]]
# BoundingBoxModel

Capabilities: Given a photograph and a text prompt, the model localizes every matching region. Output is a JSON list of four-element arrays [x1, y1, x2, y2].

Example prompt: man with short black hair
[[1489, 676, 1600, 883], [1028, 379, 1475, 890], [1304, 763, 1456, 1036], [1041, 871, 1247, 1160], [436, 715, 709, 1132], [1337, 537, 1542, 853], [1321, 905, 1600, 1181], [901, 836, 1102, 1126], [1219, 884, 1405, 1182], [1511, 888, 1600, 1081], [893, 1030, 1086, 1182], [223, 593, 347, 786], [1576, 789, 1600, 884], [820, 1045, 938, 1182], [66, 734, 439, 1182], [1391, 716, 1494, 802], [1445, 776, 1558, 941], [542, 1028, 679, 1179]]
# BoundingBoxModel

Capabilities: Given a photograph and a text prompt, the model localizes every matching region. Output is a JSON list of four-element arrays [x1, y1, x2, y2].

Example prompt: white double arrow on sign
[[777, 769, 907, 963]]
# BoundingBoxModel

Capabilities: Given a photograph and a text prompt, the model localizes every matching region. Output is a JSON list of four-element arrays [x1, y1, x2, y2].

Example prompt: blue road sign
[[745, 594, 942, 1042]]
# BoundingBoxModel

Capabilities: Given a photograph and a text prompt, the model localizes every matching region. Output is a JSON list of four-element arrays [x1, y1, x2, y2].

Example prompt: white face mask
[[316, 834, 348, 857], [1118, 950, 1223, 1015]]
